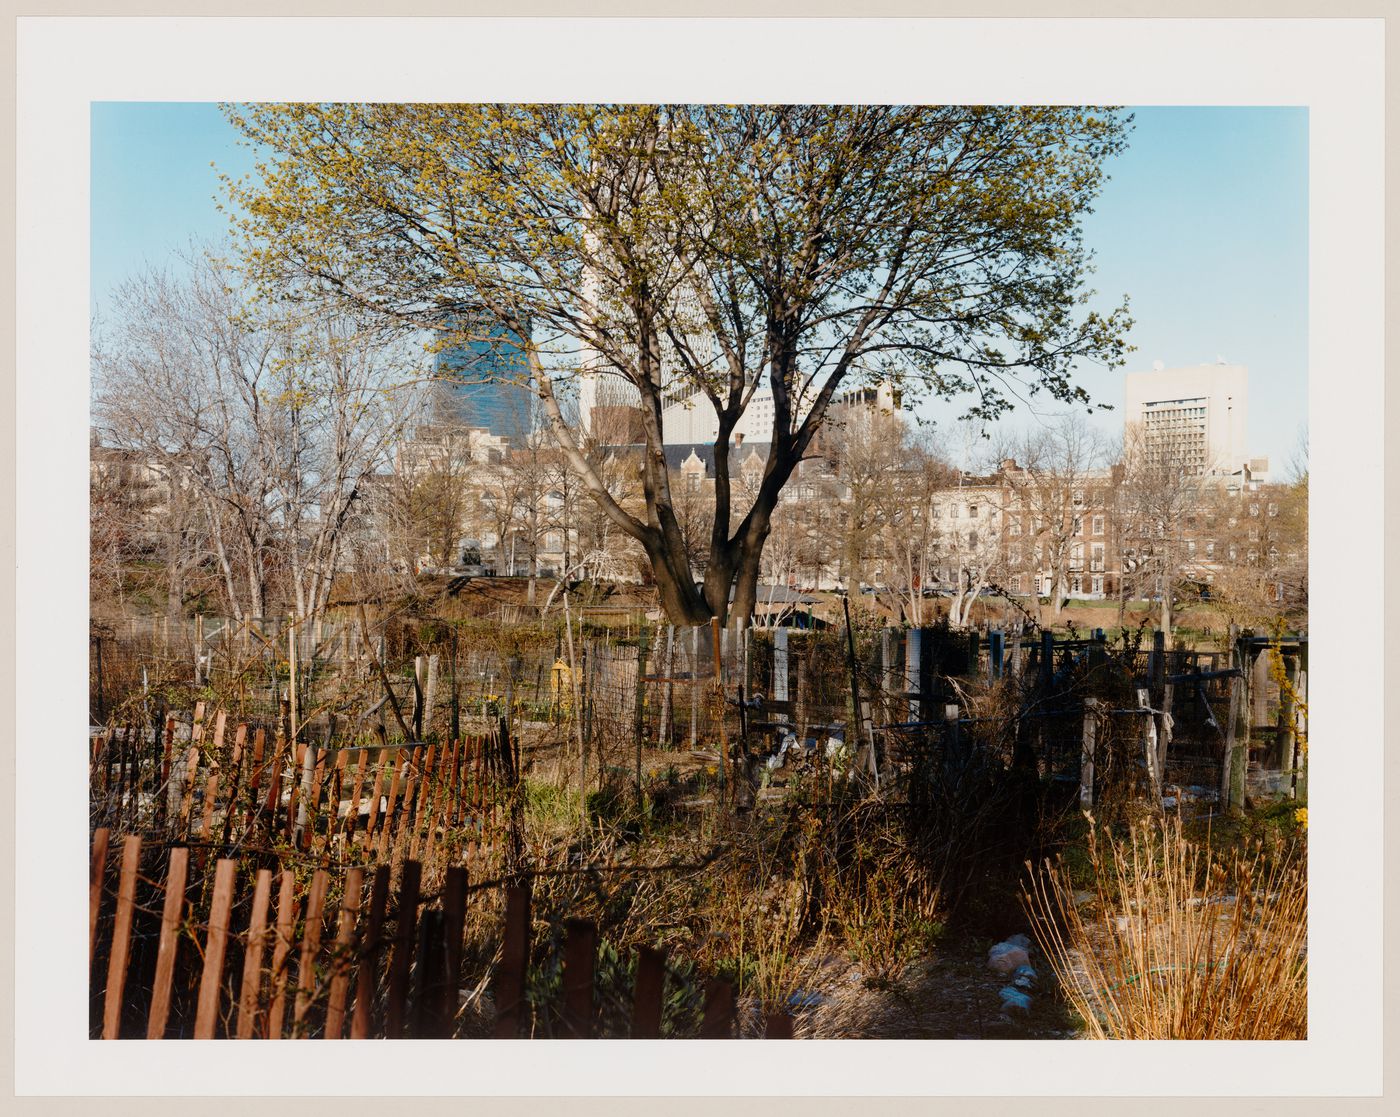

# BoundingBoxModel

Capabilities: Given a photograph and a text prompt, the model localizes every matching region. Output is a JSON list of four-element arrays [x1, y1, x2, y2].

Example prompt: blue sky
[[90, 103, 1308, 468]]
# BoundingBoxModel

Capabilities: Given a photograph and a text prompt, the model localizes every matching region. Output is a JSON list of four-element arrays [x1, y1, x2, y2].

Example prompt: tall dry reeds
[[1022, 815, 1307, 1039]]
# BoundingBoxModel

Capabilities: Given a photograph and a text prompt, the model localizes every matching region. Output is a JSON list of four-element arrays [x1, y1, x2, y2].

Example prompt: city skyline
[[91, 103, 1308, 468]]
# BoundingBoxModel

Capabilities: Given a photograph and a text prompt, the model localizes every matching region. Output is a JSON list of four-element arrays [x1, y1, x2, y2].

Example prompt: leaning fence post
[[1138, 688, 1161, 801], [350, 866, 391, 1040], [101, 835, 143, 1040], [89, 827, 110, 966], [494, 883, 532, 1038], [266, 870, 298, 1039], [1080, 699, 1098, 811], [324, 867, 363, 1040], [193, 857, 238, 1040], [292, 869, 330, 1037], [1158, 676, 1174, 782], [145, 846, 189, 1039], [236, 868, 273, 1040], [385, 860, 422, 1038], [412, 908, 449, 1039]]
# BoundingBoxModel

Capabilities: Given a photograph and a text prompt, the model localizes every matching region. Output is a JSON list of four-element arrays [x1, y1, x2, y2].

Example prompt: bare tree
[[1116, 424, 1207, 641], [995, 415, 1110, 624], [93, 251, 416, 649]]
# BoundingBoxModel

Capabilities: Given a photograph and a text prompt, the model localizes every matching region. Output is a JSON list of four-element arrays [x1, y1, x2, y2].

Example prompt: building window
[[1268, 502, 1278, 517], [1072, 516, 1083, 536], [931, 504, 941, 518], [1206, 541, 1215, 558], [969, 504, 979, 518], [1009, 517, 1022, 537], [1090, 543, 1105, 572], [1009, 546, 1021, 565], [1091, 574, 1104, 595], [1249, 503, 1260, 517], [1010, 574, 1023, 593], [1091, 515, 1104, 536], [950, 504, 959, 518], [1071, 575, 1083, 594], [1072, 489, 1084, 508], [1186, 540, 1196, 557], [1070, 542, 1084, 570]]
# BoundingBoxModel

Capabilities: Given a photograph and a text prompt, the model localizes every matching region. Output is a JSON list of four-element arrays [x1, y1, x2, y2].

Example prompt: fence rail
[[89, 831, 791, 1040]]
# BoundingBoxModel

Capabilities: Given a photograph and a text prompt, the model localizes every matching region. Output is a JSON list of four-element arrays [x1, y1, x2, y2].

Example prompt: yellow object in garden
[[551, 658, 573, 710]]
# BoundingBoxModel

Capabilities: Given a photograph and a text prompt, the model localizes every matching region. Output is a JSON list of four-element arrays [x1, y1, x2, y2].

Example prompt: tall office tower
[[433, 313, 532, 439], [1123, 361, 1249, 476]]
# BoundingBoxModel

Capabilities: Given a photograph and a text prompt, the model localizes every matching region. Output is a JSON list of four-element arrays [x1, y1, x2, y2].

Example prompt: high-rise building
[[1124, 361, 1249, 476], [433, 314, 532, 439]]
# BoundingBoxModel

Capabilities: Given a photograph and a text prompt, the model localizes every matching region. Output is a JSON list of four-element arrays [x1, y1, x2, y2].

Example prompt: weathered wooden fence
[[89, 833, 793, 1040], [90, 702, 520, 863]]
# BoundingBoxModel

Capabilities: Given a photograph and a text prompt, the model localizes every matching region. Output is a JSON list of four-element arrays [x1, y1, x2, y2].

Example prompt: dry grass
[[1022, 814, 1307, 1039]]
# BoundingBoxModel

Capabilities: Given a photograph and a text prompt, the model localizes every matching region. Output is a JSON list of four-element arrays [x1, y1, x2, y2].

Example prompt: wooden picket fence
[[90, 702, 520, 865], [89, 830, 793, 1040]]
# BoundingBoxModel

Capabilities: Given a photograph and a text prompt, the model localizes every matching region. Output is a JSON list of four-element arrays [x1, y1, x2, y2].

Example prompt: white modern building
[[1124, 361, 1251, 476]]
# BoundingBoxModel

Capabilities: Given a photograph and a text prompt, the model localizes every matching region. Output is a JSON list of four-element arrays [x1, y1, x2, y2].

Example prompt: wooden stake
[[494, 883, 531, 1038], [100, 835, 142, 1039], [351, 865, 391, 1040], [266, 871, 298, 1039], [562, 918, 597, 1038], [292, 869, 330, 1037], [385, 860, 422, 1038], [220, 723, 249, 846], [236, 869, 273, 1040], [89, 827, 110, 966], [1080, 699, 1098, 811], [441, 865, 467, 1033], [764, 1012, 795, 1039], [630, 946, 666, 1039], [700, 977, 735, 1038], [193, 858, 237, 1039], [145, 847, 189, 1039], [324, 866, 363, 1040]]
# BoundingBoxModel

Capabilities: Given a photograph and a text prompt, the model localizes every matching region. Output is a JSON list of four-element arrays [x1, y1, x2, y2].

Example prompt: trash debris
[[987, 942, 1030, 974], [999, 987, 1032, 1015]]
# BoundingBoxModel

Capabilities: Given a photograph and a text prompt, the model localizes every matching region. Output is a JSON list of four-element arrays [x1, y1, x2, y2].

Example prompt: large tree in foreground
[[228, 104, 1132, 625]]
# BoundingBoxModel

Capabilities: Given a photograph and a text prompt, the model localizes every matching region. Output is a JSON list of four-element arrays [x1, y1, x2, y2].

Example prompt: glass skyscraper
[[433, 314, 531, 438]]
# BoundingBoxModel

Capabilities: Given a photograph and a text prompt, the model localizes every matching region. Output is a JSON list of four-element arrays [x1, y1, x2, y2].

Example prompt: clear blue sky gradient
[[90, 103, 1308, 467]]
